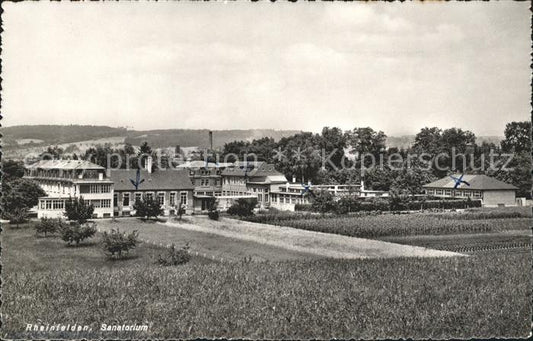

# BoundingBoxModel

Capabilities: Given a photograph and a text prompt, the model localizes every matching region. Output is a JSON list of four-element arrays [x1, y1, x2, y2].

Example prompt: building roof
[[175, 161, 233, 169], [221, 162, 284, 178], [26, 159, 105, 170], [423, 174, 518, 191], [109, 169, 194, 191]]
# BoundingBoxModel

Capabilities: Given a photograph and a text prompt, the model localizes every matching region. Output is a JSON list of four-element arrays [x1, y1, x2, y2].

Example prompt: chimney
[[292, 176, 296, 183], [98, 172, 104, 181], [208, 131, 213, 151], [146, 155, 153, 173], [360, 179, 365, 191]]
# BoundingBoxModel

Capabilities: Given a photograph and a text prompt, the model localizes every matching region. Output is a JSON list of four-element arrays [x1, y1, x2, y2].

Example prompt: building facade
[[24, 160, 114, 218], [109, 168, 195, 216], [221, 162, 288, 209], [423, 174, 517, 207]]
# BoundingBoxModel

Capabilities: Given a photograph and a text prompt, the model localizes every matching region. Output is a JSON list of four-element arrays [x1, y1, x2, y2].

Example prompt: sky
[[1, 2, 530, 136]]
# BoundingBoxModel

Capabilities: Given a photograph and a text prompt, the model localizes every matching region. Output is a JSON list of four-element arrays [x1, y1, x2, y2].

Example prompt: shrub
[[208, 210, 220, 220], [59, 221, 97, 246], [133, 197, 163, 220], [311, 190, 336, 214], [157, 243, 190, 266], [35, 217, 61, 236], [335, 196, 361, 214], [101, 228, 139, 259], [5, 208, 28, 228], [294, 204, 313, 212], [64, 196, 94, 223], [227, 198, 258, 217]]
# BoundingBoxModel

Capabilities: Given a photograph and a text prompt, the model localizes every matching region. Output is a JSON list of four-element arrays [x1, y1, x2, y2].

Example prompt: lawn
[[2, 213, 531, 339]]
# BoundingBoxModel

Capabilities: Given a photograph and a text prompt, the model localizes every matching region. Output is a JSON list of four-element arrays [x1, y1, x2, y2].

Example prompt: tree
[[5, 207, 28, 228], [64, 196, 94, 223], [35, 217, 61, 236], [501, 121, 531, 154], [59, 221, 97, 246], [335, 195, 360, 214], [133, 196, 163, 220], [101, 228, 139, 259], [1, 178, 46, 221], [39, 146, 64, 160], [2, 160, 25, 180], [227, 198, 258, 217]]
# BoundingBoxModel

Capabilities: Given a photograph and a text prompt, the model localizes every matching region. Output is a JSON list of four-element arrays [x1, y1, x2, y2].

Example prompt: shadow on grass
[[64, 241, 99, 248]]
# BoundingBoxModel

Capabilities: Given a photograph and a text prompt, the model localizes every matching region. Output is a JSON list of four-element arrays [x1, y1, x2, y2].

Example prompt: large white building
[[24, 160, 114, 218]]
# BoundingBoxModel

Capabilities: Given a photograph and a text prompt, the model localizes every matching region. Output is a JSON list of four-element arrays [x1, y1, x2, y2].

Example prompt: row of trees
[[220, 122, 531, 198]]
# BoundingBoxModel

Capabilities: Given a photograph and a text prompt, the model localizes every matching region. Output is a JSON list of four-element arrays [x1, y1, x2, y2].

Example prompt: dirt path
[[96, 218, 320, 262], [164, 216, 464, 259]]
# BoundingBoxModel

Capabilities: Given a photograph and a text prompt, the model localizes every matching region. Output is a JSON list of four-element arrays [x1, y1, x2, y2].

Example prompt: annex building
[[422, 174, 518, 207]]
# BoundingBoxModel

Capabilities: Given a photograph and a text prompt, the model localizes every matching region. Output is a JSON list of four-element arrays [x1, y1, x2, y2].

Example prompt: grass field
[[2, 209, 532, 339]]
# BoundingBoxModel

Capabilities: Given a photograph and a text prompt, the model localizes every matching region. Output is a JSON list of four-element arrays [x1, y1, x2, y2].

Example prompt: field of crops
[[246, 209, 531, 239], [3, 251, 531, 339]]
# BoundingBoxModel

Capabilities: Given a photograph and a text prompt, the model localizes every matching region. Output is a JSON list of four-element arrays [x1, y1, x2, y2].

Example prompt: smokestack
[[209, 131, 213, 151], [146, 155, 153, 174]]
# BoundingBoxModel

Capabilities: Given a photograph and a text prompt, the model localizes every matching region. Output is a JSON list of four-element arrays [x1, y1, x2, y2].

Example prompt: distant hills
[[0, 125, 302, 157], [1, 125, 503, 159]]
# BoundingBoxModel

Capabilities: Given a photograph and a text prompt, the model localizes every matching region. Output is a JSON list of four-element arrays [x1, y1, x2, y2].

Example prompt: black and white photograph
[[1, 1, 531, 339]]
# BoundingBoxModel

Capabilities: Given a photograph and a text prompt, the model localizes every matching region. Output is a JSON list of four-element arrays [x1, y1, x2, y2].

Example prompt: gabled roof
[[109, 169, 194, 191], [26, 159, 104, 170], [423, 174, 518, 190]]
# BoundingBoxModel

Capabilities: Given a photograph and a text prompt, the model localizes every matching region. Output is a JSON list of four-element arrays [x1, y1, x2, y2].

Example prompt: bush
[[133, 197, 163, 220], [157, 243, 190, 266], [59, 221, 97, 246], [64, 196, 94, 223], [227, 198, 258, 217], [311, 190, 336, 214], [6, 208, 28, 228], [35, 217, 61, 236], [208, 210, 220, 220], [101, 228, 139, 259], [294, 204, 313, 212]]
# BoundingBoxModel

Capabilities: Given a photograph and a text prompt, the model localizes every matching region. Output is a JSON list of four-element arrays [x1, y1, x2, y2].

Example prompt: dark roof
[[221, 162, 284, 178], [423, 174, 518, 191], [109, 169, 194, 191]]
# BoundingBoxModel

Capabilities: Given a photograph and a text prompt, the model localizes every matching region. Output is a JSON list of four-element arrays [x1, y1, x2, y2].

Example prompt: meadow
[[2, 208, 532, 339]]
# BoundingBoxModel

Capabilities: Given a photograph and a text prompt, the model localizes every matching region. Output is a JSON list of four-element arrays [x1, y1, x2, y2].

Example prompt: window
[[170, 192, 176, 206], [180, 192, 188, 206], [52, 200, 64, 210], [444, 190, 451, 196], [264, 194, 269, 202], [101, 199, 111, 208], [46, 200, 52, 210], [455, 190, 463, 197], [90, 184, 99, 193], [474, 191, 481, 198], [92, 200, 101, 208], [145, 192, 154, 201], [123, 193, 130, 206], [465, 191, 472, 197], [135, 192, 142, 203], [101, 184, 111, 193], [40, 200, 45, 209], [158, 192, 165, 205], [114, 193, 119, 207], [435, 189, 443, 195]]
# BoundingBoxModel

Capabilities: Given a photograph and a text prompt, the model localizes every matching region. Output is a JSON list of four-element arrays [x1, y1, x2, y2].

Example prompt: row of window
[[271, 194, 307, 205], [426, 189, 482, 198], [39, 199, 112, 210], [114, 191, 188, 208]]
